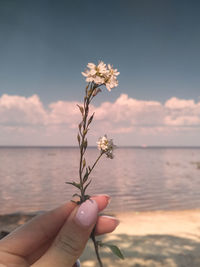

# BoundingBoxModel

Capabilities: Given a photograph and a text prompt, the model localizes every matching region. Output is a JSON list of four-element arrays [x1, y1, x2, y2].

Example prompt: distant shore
[[1, 209, 200, 266]]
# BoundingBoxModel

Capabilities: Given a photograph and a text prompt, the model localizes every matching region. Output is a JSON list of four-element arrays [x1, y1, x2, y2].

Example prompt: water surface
[[0, 147, 200, 214]]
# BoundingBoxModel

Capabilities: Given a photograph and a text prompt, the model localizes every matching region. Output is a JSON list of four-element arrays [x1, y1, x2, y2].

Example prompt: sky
[[0, 0, 200, 146]]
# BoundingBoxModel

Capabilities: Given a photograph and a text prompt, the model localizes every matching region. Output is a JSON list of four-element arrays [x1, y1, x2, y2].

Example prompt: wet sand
[[1, 210, 200, 267]]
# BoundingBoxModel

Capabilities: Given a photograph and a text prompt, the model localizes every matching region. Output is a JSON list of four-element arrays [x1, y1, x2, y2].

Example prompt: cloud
[[0, 93, 200, 145], [48, 100, 81, 127], [165, 97, 196, 109], [164, 97, 200, 126], [0, 94, 47, 125]]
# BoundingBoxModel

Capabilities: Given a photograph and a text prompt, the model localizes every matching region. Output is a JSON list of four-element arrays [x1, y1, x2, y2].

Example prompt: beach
[[1, 209, 200, 267]]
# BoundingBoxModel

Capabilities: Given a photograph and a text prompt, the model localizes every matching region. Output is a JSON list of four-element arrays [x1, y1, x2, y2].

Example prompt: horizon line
[[0, 145, 200, 149]]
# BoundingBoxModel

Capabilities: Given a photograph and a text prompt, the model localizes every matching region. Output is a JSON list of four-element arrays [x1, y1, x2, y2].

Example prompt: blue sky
[[0, 0, 200, 146]]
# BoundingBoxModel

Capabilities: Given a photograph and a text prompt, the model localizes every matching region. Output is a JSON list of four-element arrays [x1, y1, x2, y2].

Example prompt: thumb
[[33, 199, 98, 267]]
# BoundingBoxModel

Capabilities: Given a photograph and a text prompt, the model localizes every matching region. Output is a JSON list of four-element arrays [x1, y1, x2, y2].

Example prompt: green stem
[[88, 152, 104, 177], [91, 230, 103, 267], [77, 83, 105, 265], [79, 84, 96, 202]]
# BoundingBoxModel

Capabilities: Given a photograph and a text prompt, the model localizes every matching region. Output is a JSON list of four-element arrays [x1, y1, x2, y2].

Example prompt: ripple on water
[[0, 147, 200, 214]]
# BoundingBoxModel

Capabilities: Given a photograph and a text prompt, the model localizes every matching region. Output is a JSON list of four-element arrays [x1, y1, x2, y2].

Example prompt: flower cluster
[[82, 61, 120, 91], [67, 62, 123, 266], [97, 135, 116, 159]]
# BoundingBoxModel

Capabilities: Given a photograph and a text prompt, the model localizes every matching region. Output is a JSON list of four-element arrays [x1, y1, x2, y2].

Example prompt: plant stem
[[88, 152, 104, 176], [77, 83, 104, 266], [91, 230, 103, 267], [78, 84, 95, 202]]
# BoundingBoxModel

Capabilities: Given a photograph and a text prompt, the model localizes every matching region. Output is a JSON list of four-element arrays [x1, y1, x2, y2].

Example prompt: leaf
[[77, 133, 81, 145], [71, 200, 81, 205], [83, 168, 89, 183], [92, 88, 102, 97], [99, 243, 124, 260], [83, 194, 91, 201], [78, 122, 83, 133], [66, 181, 81, 190], [77, 104, 84, 116], [87, 88, 93, 97], [82, 158, 86, 169], [83, 180, 92, 194], [72, 193, 81, 198], [83, 139, 88, 149], [87, 113, 95, 126], [83, 129, 88, 135], [85, 84, 89, 95]]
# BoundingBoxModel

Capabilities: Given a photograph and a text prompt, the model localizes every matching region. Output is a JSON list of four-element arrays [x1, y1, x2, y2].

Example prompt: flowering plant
[[67, 61, 123, 266]]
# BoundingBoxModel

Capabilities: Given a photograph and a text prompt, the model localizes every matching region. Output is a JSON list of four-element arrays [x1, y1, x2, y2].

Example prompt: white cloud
[[165, 97, 196, 109], [48, 100, 81, 126], [164, 97, 200, 127], [0, 94, 47, 125], [0, 93, 200, 145]]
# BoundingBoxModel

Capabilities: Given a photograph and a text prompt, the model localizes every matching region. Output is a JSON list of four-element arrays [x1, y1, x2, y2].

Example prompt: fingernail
[[75, 199, 98, 227], [101, 215, 120, 228], [93, 194, 110, 201], [92, 194, 111, 205]]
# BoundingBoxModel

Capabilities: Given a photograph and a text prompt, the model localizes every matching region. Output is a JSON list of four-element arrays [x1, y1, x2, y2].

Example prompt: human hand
[[0, 195, 119, 267]]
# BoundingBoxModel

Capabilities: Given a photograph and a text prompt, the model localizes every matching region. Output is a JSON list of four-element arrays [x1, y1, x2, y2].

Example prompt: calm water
[[0, 147, 200, 214]]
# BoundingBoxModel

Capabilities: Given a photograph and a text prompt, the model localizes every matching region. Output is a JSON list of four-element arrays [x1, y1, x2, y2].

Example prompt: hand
[[0, 195, 119, 267]]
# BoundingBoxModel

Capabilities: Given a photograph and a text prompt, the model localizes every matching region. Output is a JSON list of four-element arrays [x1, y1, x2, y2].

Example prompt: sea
[[0, 147, 200, 215]]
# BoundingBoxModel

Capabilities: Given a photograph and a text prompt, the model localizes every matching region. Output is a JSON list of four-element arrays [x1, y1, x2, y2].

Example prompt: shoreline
[[1, 209, 200, 236]]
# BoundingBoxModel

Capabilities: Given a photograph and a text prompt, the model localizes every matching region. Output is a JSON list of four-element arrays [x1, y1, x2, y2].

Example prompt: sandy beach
[[1, 210, 200, 267]]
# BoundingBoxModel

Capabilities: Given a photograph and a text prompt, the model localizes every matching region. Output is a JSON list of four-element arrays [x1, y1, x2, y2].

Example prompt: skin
[[0, 195, 119, 267]]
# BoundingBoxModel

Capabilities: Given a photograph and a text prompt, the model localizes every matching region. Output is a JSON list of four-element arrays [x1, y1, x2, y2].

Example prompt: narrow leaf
[[66, 181, 81, 190], [77, 104, 84, 115], [77, 133, 81, 145], [83, 180, 92, 194], [87, 113, 95, 126], [83, 129, 88, 135], [83, 194, 91, 201], [100, 243, 124, 260], [87, 88, 93, 97], [72, 193, 81, 198], [83, 168, 89, 183], [78, 122, 82, 133], [92, 88, 102, 97], [82, 158, 86, 169], [85, 84, 89, 95], [83, 139, 88, 149]]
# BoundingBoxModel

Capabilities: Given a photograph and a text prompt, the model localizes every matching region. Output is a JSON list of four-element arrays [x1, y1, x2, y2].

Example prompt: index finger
[[0, 201, 76, 256], [0, 195, 110, 258]]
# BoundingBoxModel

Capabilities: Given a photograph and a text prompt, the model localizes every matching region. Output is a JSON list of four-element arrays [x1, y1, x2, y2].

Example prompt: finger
[[0, 195, 110, 260], [33, 199, 98, 267], [91, 194, 110, 211], [27, 214, 118, 264], [95, 215, 120, 235], [0, 202, 76, 257]]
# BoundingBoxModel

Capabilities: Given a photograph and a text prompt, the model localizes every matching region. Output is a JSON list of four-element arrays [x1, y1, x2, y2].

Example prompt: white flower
[[105, 76, 119, 91], [104, 64, 120, 91], [82, 61, 120, 91], [82, 61, 107, 85], [97, 135, 116, 159], [96, 61, 108, 75], [108, 64, 120, 77]]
